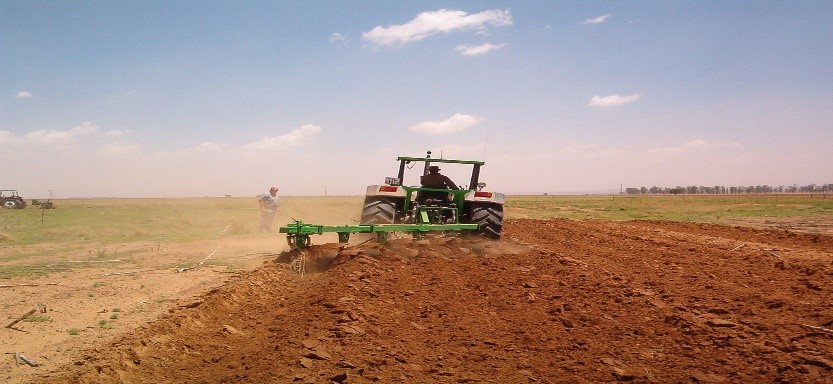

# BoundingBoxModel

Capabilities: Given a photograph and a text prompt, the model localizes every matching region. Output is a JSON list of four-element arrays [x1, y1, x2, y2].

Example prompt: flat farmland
[[2, 195, 832, 383]]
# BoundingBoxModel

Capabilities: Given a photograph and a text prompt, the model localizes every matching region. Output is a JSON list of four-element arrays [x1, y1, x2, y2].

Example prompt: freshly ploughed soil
[[26, 219, 833, 383]]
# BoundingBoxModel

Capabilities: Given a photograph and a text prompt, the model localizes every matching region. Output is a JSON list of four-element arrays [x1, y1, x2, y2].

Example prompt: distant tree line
[[623, 183, 833, 195]]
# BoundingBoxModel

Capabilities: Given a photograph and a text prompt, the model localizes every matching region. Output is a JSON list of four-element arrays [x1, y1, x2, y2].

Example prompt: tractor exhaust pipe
[[423, 150, 432, 175]]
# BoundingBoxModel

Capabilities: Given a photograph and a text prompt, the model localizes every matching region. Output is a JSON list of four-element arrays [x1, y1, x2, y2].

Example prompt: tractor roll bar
[[395, 151, 485, 191]]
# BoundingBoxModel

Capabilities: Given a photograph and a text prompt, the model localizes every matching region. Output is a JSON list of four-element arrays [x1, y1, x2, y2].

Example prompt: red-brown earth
[[31, 219, 833, 383]]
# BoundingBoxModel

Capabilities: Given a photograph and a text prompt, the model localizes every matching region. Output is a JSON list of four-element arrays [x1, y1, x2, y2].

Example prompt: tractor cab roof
[[394, 152, 485, 190], [396, 156, 485, 166]]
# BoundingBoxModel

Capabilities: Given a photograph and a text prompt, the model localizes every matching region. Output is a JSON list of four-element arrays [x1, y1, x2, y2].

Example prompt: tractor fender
[[364, 185, 408, 198], [463, 190, 505, 205]]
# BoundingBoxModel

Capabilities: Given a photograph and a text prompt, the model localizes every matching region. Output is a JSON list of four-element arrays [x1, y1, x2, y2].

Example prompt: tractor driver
[[419, 165, 459, 202]]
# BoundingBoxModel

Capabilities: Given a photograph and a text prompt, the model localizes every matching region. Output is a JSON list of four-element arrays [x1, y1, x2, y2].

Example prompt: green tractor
[[360, 151, 504, 238]]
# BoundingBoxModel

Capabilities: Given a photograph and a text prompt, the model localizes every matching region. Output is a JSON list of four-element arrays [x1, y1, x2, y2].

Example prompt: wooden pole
[[5, 309, 38, 329]]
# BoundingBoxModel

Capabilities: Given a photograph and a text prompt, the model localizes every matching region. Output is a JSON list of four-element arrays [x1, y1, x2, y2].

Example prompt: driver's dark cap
[[428, 165, 440, 172]]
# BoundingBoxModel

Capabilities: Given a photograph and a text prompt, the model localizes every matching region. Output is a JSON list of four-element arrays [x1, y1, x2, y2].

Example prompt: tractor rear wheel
[[360, 196, 398, 225], [468, 203, 503, 239], [2, 198, 22, 209]]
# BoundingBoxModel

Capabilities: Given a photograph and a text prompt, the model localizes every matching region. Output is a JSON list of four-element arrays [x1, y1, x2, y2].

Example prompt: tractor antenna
[[481, 126, 490, 161]]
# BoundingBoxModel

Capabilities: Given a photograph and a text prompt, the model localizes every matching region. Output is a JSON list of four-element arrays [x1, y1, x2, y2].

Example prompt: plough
[[278, 219, 479, 250]]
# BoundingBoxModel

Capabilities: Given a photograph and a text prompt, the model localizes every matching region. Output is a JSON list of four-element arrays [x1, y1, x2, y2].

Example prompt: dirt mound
[[33, 219, 833, 383]]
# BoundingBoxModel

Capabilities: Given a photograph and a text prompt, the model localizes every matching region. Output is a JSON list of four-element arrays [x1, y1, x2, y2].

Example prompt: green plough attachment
[[279, 220, 479, 250]]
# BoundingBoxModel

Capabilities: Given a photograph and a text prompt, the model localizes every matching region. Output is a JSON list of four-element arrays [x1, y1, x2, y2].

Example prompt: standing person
[[258, 186, 279, 232]]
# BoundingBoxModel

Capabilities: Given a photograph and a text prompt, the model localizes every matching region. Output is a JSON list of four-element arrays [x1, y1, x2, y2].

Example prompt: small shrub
[[67, 328, 80, 335]]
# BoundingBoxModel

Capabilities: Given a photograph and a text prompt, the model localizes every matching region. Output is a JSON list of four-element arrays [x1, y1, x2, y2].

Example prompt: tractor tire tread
[[469, 203, 504, 239], [360, 196, 398, 225]]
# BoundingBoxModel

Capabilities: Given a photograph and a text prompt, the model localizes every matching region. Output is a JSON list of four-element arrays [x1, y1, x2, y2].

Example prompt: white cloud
[[362, 9, 512, 47], [0, 122, 138, 149], [329, 33, 347, 43], [1, 122, 340, 197], [583, 14, 611, 25], [0, 130, 12, 144], [454, 42, 506, 56], [102, 129, 132, 136], [588, 93, 642, 107], [97, 143, 142, 156], [24, 121, 100, 145], [196, 142, 222, 151], [409, 113, 481, 135], [245, 124, 322, 150], [16, 90, 32, 99]]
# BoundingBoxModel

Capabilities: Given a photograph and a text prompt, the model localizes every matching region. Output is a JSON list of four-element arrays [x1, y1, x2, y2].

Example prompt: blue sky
[[2, 1, 831, 198]]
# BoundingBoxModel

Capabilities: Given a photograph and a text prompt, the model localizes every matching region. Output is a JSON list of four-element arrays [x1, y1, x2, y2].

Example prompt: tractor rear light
[[474, 191, 493, 198], [379, 186, 398, 193]]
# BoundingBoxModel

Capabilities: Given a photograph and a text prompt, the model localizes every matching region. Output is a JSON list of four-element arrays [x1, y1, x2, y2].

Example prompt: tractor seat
[[417, 190, 451, 204]]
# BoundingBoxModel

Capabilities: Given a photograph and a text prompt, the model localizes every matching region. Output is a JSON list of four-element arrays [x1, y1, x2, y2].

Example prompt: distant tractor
[[361, 151, 505, 238], [0, 190, 27, 209]]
